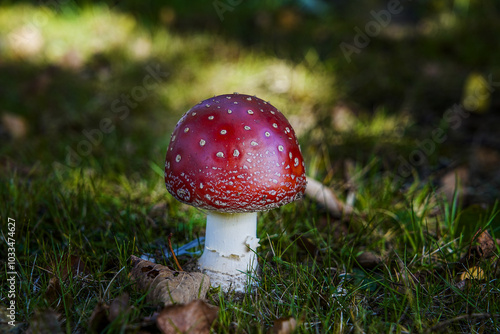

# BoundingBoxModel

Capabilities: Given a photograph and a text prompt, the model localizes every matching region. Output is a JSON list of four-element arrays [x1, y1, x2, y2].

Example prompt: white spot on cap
[[166, 161, 170, 169], [200, 139, 206, 146], [246, 97, 252, 101], [226, 96, 231, 99], [247, 110, 254, 115], [220, 129, 227, 135], [265, 132, 270, 137], [205, 104, 210, 107], [244, 126, 251, 130], [294, 157, 299, 166], [205, 194, 211, 200], [289, 152, 292, 159], [172, 135, 176, 141], [251, 141, 258, 146], [216, 152, 224, 158], [192, 112, 197, 116], [228, 109, 232, 114], [176, 154, 181, 162], [278, 145, 284, 152], [233, 149, 240, 157], [273, 123, 278, 128], [184, 127, 189, 133], [200, 183, 203, 189], [177, 189, 190, 200], [208, 116, 214, 120]]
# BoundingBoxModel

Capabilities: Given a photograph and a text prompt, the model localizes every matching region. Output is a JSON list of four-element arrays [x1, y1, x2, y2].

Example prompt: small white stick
[[305, 176, 353, 218]]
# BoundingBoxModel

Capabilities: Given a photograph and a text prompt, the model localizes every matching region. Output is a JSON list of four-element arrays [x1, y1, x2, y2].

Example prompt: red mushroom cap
[[165, 93, 306, 213]]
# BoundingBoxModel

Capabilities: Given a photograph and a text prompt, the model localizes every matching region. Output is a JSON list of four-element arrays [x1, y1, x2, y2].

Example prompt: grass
[[1, 1, 500, 333]]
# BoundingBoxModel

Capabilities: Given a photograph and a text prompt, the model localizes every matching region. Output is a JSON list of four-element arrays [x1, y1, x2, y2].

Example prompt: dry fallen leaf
[[156, 300, 218, 334], [45, 254, 89, 310], [45, 276, 73, 311], [476, 230, 496, 259], [459, 266, 485, 281], [130, 255, 210, 306], [88, 302, 110, 334], [271, 316, 297, 334], [88, 294, 132, 333], [459, 230, 496, 267], [108, 293, 131, 322]]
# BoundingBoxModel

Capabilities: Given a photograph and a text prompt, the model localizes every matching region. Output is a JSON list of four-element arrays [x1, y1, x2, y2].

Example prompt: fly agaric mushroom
[[165, 93, 306, 292]]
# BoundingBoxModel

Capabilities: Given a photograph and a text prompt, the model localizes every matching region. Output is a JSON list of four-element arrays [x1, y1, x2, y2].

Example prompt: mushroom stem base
[[198, 211, 260, 292]]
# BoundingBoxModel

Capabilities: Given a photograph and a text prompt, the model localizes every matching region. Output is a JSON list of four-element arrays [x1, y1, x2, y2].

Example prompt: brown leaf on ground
[[459, 230, 496, 267], [459, 266, 484, 281], [88, 302, 110, 333], [88, 294, 132, 333], [45, 255, 89, 310], [45, 276, 73, 311], [130, 255, 210, 306], [26, 309, 63, 334], [476, 230, 496, 258], [356, 251, 382, 271], [271, 316, 297, 334], [156, 300, 218, 334], [109, 293, 131, 322], [56, 254, 89, 280]]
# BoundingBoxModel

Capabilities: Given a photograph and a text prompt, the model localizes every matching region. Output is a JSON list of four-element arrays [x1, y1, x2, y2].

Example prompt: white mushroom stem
[[198, 211, 260, 292]]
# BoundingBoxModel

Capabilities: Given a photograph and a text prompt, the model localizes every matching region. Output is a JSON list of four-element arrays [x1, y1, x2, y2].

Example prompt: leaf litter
[[129, 255, 210, 306], [156, 300, 218, 334]]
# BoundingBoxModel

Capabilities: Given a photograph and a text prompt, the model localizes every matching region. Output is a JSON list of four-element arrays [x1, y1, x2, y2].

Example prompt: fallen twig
[[305, 176, 353, 218]]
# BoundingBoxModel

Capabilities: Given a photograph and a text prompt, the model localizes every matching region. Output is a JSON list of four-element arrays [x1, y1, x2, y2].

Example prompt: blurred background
[[1, 0, 500, 215]]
